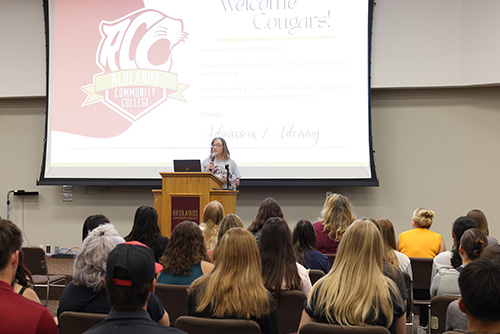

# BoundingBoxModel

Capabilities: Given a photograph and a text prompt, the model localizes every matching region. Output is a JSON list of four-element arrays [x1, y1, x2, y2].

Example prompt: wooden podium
[[153, 172, 238, 237]]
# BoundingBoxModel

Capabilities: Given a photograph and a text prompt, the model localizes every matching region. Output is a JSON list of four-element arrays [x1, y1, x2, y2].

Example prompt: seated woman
[[157, 221, 214, 285], [124, 206, 169, 262], [377, 218, 412, 279], [248, 198, 284, 244], [313, 193, 356, 254], [58, 224, 170, 326], [431, 228, 487, 297], [397, 207, 445, 330], [199, 200, 224, 251], [81, 214, 110, 241], [13, 249, 41, 304], [398, 208, 446, 257], [259, 217, 312, 298], [208, 214, 245, 259], [292, 220, 330, 274], [188, 228, 279, 334], [299, 219, 406, 334]]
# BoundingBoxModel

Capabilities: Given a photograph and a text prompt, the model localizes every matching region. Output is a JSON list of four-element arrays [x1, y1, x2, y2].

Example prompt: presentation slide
[[41, 0, 375, 185]]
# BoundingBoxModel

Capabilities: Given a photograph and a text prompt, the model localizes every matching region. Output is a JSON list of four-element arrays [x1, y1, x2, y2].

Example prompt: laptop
[[173, 160, 202, 172]]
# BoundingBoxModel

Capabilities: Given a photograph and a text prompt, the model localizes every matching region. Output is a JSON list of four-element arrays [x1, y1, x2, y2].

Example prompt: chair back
[[402, 272, 413, 319], [59, 311, 107, 334], [155, 283, 189, 326], [175, 316, 261, 334], [326, 254, 336, 267], [410, 257, 433, 290], [276, 290, 306, 334], [308, 269, 325, 286], [430, 295, 459, 334], [299, 322, 391, 334], [22, 247, 48, 276]]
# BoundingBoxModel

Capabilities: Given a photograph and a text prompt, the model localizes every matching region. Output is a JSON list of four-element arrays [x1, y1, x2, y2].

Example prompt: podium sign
[[171, 196, 200, 231], [153, 172, 238, 237]]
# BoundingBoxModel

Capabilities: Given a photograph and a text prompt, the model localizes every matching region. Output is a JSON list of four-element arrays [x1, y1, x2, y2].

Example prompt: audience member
[[432, 216, 478, 278], [0, 219, 57, 333], [456, 258, 500, 333], [398, 208, 446, 257], [377, 218, 412, 279], [188, 228, 279, 334], [13, 248, 41, 304], [83, 242, 185, 334], [157, 221, 214, 285], [313, 193, 356, 254], [208, 214, 244, 258], [58, 224, 170, 326], [248, 198, 284, 244], [431, 228, 487, 297], [299, 219, 405, 334], [398, 208, 445, 331], [199, 200, 224, 250], [446, 244, 500, 332], [259, 217, 312, 298], [124, 206, 169, 262], [82, 214, 110, 241], [292, 219, 330, 274], [467, 209, 498, 246]]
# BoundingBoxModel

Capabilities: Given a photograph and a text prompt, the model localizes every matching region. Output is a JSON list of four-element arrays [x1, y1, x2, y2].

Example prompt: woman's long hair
[[450, 216, 478, 268], [376, 218, 399, 267], [160, 221, 209, 276], [466, 209, 490, 236], [307, 219, 402, 328], [320, 193, 356, 242], [188, 228, 270, 318], [210, 137, 230, 160], [292, 220, 318, 269], [15, 249, 34, 287], [247, 198, 284, 232], [201, 201, 224, 249], [124, 206, 165, 260], [216, 214, 244, 243], [73, 224, 124, 291], [259, 217, 301, 297]]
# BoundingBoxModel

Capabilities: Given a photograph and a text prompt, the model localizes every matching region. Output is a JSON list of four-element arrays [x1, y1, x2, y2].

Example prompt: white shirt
[[432, 250, 453, 280], [395, 250, 413, 279]]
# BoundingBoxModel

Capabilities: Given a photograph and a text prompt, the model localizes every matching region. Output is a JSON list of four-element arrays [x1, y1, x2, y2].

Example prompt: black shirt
[[58, 281, 165, 322], [83, 309, 185, 334]]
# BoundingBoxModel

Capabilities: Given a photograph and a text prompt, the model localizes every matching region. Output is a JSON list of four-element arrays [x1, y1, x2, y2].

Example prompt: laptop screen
[[173, 160, 202, 172]]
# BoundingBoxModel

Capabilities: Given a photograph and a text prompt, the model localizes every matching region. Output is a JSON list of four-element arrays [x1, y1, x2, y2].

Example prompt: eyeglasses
[[212, 143, 222, 148]]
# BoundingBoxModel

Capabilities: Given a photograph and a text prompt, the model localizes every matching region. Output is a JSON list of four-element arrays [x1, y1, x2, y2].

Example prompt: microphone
[[208, 153, 216, 172]]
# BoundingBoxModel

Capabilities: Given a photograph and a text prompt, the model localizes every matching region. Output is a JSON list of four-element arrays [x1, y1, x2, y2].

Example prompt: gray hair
[[72, 223, 124, 291]]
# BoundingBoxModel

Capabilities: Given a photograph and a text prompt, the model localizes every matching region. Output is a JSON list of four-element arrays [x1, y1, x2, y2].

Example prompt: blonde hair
[[413, 208, 435, 228], [307, 219, 402, 328], [201, 201, 224, 249], [217, 214, 244, 242], [320, 193, 356, 242], [189, 228, 270, 318]]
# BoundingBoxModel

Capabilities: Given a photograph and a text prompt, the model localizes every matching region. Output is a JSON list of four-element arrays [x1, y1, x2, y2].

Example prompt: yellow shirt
[[399, 228, 442, 258]]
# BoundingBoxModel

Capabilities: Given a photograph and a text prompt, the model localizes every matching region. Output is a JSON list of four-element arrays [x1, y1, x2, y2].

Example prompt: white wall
[[2, 87, 500, 250]]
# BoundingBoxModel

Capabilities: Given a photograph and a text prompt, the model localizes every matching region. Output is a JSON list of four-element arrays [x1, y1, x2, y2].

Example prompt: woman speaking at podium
[[202, 137, 240, 187]]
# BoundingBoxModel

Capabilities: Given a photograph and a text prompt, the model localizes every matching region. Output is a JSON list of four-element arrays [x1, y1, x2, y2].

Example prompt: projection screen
[[39, 0, 377, 186]]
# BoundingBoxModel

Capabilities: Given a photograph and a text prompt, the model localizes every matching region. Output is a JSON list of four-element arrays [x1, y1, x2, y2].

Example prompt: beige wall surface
[[1, 87, 500, 251]]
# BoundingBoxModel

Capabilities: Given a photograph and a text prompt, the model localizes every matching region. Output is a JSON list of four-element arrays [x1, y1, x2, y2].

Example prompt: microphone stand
[[224, 164, 230, 190]]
